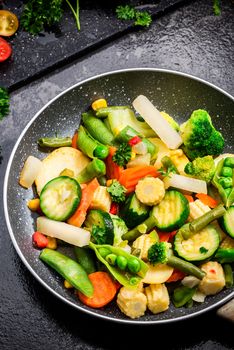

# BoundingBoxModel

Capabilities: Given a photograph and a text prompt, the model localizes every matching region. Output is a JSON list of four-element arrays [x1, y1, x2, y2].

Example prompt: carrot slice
[[118, 166, 160, 191], [166, 269, 186, 283], [67, 178, 99, 227], [184, 194, 194, 203], [71, 132, 78, 149], [106, 146, 123, 180], [158, 230, 177, 242], [195, 193, 218, 208], [78, 271, 118, 308]]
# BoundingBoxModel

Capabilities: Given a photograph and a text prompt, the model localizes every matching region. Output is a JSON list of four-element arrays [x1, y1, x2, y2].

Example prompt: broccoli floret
[[147, 242, 169, 265], [181, 109, 224, 160], [107, 180, 127, 203], [184, 155, 215, 182], [110, 214, 128, 246]]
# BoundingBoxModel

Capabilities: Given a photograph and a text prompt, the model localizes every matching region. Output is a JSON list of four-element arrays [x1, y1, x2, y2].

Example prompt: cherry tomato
[[0, 37, 12, 62], [0, 10, 19, 37]]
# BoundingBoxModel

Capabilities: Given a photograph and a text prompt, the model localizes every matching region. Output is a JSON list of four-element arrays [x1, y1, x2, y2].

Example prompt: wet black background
[[0, 0, 234, 349]]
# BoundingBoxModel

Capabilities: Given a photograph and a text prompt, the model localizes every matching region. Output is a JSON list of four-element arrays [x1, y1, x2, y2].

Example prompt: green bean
[[223, 264, 233, 288], [122, 215, 156, 241], [167, 255, 205, 279], [40, 248, 93, 297], [38, 137, 72, 148]]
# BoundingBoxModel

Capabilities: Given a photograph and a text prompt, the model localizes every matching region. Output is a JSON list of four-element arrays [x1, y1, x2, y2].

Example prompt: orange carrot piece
[[71, 132, 78, 149], [106, 146, 123, 180], [67, 178, 99, 227], [118, 166, 160, 190], [77, 271, 118, 308], [184, 195, 194, 203], [158, 230, 177, 242], [166, 269, 186, 283], [195, 193, 218, 208]]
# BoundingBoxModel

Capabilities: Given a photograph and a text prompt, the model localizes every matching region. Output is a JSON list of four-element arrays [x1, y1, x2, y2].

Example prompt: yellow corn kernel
[[59, 168, 74, 177], [131, 151, 136, 160], [106, 179, 113, 187], [91, 98, 107, 111], [90, 186, 112, 212], [64, 280, 73, 289], [27, 198, 40, 212], [46, 237, 57, 250]]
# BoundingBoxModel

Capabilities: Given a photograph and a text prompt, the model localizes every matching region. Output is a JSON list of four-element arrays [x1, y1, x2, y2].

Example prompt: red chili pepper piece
[[128, 136, 142, 146], [109, 202, 119, 215], [32, 231, 48, 249]]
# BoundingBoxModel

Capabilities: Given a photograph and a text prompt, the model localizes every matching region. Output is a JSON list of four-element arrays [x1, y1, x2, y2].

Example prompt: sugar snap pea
[[40, 248, 93, 297], [77, 125, 109, 159], [74, 246, 96, 274]]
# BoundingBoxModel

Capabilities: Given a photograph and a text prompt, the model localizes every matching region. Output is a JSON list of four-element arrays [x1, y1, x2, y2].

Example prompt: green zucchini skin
[[84, 209, 114, 244], [120, 193, 150, 229], [40, 176, 81, 221], [218, 206, 234, 238], [152, 190, 189, 232], [173, 224, 220, 262]]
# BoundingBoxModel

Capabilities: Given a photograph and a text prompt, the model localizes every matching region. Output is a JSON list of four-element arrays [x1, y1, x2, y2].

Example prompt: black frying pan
[[3, 69, 234, 324]]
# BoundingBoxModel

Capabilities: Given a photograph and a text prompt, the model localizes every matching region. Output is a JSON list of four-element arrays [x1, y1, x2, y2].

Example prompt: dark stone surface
[[0, 0, 187, 90], [0, 0, 234, 349]]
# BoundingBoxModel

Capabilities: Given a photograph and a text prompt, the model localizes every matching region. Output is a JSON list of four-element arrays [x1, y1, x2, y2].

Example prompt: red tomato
[[0, 37, 12, 62]]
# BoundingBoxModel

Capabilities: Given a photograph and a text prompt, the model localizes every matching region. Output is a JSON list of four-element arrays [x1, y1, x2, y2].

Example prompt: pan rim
[[3, 67, 234, 325]]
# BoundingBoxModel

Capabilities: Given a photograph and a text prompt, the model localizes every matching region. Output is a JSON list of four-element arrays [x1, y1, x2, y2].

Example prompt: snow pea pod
[[40, 248, 93, 297], [77, 125, 109, 159], [172, 286, 196, 308], [89, 242, 148, 288], [74, 246, 96, 274]]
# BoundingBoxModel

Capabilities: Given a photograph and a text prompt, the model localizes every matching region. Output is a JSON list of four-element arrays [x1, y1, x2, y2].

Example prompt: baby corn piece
[[169, 149, 189, 175], [199, 261, 225, 296], [132, 233, 158, 261], [135, 177, 165, 206], [145, 284, 170, 314], [188, 199, 210, 221], [117, 287, 147, 319], [89, 186, 111, 212]]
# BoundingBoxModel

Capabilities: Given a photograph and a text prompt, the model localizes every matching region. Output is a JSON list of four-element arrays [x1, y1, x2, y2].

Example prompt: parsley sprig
[[0, 87, 10, 121], [113, 143, 132, 166], [116, 4, 152, 27], [107, 180, 127, 203]]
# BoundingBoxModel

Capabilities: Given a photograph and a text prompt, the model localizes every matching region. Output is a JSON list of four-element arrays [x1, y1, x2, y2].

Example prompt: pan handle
[[216, 298, 234, 322]]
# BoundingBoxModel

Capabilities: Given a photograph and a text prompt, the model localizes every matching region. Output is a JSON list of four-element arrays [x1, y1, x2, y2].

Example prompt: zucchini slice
[[84, 209, 114, 244], [174, 224, 220, 261], [152, 190, 189, 232], [219, 206, 234, 238], [120, 193, 150, 229], [40, 176, 81, 221]]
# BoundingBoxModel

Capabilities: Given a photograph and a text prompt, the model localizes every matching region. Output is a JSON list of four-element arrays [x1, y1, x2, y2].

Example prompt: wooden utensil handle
[[217, 299, 234, 322]]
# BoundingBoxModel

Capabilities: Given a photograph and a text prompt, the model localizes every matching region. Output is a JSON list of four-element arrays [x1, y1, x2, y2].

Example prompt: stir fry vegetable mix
[[19, 95, 234, 319]]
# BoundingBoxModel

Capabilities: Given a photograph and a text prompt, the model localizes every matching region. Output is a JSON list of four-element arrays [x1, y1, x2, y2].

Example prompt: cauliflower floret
[[199, 261, 225, 295], [117, 286, 147, 319], [145, 283, 170, 314], [135, 177, 165, 206]]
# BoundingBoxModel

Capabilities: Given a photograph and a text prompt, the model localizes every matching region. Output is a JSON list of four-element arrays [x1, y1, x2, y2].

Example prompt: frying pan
[[3, 68, 234, 324]]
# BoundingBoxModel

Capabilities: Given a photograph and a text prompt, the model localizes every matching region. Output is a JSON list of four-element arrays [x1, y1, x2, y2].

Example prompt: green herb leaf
[[0, 87, 10, 121], [107, 180, 127, 203], [91, 225, 110, 245], [113, 143, 132, 166], [116, 5, 135, 20], [134, 11, 152, 27], [213, 0, 221, 16], [199, 246, 208, 254]]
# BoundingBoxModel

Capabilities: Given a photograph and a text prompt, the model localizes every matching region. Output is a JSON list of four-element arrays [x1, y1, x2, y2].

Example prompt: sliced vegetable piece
[[85, 209, 114, 245], [0, 10, 19, 36], [135, 177, 165, 206], [143, 263, 174, 284], [37, 216, 90, 247], [32, 231, 48, 249], [35, 147, 90, 194], [174, 224, 220, 262], [77, 271, 117, 308], [38, 136, 72, 148], [40, 176, 81, 221], [67, 178, 99, 227], [132, 95, 182, 149], [19, 155, 42, 189], [105, 146, 124, 180], [152, 190, 190, 232], [40, 248, 93, 297], [0, 36, 12, 62], [195, 193, 218, 208], [120, 193, 150, 229], [166, 269, 186, 283], [77, 158, 106, 184], [218, 206, 234, 238], [172, 286, 196, 308], [163, 173, 207, 194], [74, 246, 96, 274]]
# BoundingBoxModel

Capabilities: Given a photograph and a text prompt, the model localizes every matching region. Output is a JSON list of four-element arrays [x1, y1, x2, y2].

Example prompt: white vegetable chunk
[[19, 156, 43, 189], [37, 216, 90, 247], [132, 95, 183, 149], [163, 173, 207, 194]]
